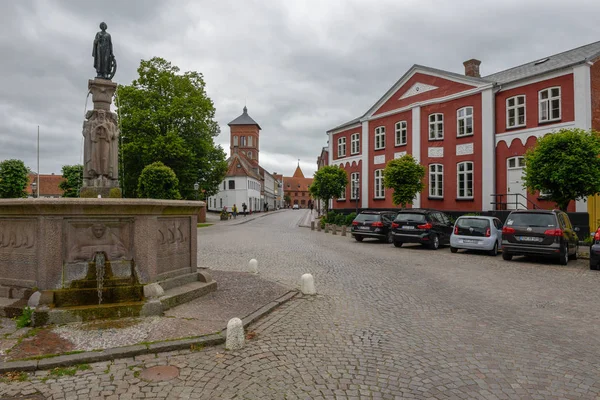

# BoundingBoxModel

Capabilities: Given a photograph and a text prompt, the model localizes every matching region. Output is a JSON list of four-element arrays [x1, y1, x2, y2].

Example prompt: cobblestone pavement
[[3, 209, 600, 399]]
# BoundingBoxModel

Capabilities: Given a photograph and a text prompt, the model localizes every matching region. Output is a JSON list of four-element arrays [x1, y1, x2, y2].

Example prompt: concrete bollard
[[300, 273, 316, 295], [317, 222, 321, 232], [249, 259, 258, 274], [341, 225, 347, 236], [311, 221, 315, 231], [226, 317, 245, 350], [324, 224, 329, 233], [332, 225, 337, 235]]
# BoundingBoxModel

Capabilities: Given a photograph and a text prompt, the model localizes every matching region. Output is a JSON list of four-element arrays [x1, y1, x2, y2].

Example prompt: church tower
[[228, 106, 261, 167]]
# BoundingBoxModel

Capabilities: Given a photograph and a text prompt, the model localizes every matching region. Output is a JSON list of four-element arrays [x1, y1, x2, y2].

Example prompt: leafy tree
[[0, 159, 29, 198], [383, 155, 425, 207], [59, 165, 83, 198], [117, 57, 227, 199], [284, 194, 291, 205], [137, 162, 181, 200], [523, 128, 600, 211], [309, 166, 348, 215]]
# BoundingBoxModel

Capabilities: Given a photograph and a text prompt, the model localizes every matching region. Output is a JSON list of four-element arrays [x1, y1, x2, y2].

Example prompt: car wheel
[[429, 234, 440, 250], [393, 240, 403, 248], [354, 236, 363, 242], [591, 261, 599, 271], [502, 252, 513, 261], [488, 242, 498, 257], [572, 245, 578, 260], [559, 244, 569, 265], [450, 246, 458, 254]]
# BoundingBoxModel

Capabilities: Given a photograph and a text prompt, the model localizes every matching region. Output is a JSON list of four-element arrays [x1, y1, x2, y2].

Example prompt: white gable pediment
[[399, 82, 438, 100]]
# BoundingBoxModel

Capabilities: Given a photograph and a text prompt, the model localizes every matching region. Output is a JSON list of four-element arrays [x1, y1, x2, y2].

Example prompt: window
[[241, 136, 247, 146], [338, 184, 346, 200], [220, 198, 223, 208], [457, 107, 473, 137], [233, 136, 238, 146], [247, 151, 252, 159], [507, 156, 525, 169], [429, 114, 443, 140], [457, 162, 474, 199], [374, 169, 384, 198], [350, 172, 359, 200], [374, 127, 385, 150], [223, 181, 226, 190], [228, 180, 235, 190], [351, 133, 360, 154], [395, 121, 407, 146], [506, 95, 526, 128], [338, 137, 346, 157], [248, 136, 253, 147], [429, 164, 443, 198], [539, 87, 561, 122]]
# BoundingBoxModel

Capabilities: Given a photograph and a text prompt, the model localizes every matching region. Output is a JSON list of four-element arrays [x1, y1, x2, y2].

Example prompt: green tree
[[284, 194, 291, 205], [523, 128, 600, 211], [117, 57, 227, 199], [383, 154, 425, 207], [59, 165, 83, 198], [309, 166, 348, 214], [137, 162, 181, 200], [0, 159, 29, 198]]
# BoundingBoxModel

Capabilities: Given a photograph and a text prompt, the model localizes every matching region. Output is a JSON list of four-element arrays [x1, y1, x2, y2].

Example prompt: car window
[[430, 213, 442, 223], [505, 213, 556, 227], [494, 219, 502, 229], [440, 213, 451, 225], [457, 218, 490, 229], [562, 214, 573, 230], [395, 213, 426, 223], [382, 214, 391, 223], [355, 213, 380, 222]]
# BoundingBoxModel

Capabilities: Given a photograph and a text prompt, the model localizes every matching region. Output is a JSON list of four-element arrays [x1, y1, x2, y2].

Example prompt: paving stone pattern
[[2, 210, 600, 399]]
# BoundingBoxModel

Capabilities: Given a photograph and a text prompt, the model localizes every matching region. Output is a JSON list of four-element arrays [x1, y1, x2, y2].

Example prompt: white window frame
[[241, 136, 247, 146], [429, 113, 444, 140], [351, 133, 360, 155], [456, 107, 473, 137], [350, 172, 359, 200], [338, 184, 346, 200], [374, 126, 385, 150], [395, 121, 407, 146], [338, 137, 346, 158], [374, 169, 385, 199], [248, 136, 253, 147], [247, 151, 252, 159], [539, 87, 561, 123], [506, 95, 526, 128], [429, 164, 443, 198], [457, 161, 474, 199], [233, 136, 239, 146]]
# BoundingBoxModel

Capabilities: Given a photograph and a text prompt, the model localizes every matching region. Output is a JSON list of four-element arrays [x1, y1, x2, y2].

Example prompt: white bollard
[[249, 259, 258, 274], [226, 317, 245, 350], [300, 273, 316, 295]]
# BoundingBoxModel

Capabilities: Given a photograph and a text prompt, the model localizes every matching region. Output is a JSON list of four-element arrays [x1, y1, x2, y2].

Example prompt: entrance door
[[507, 157, 526, 210]]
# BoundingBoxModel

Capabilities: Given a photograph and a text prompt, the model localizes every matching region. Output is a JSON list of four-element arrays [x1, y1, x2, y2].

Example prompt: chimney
[[463, 59, 481, 78]]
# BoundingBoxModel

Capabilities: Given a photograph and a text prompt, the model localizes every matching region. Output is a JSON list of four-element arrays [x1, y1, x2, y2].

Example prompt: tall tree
[[523, 128, 600, 211], [0, 159, 29, 198], [117, 57, 227, 199], [59, 165, 83, 198], [383, 155, 425, 207], [309, 166, 348, 215]]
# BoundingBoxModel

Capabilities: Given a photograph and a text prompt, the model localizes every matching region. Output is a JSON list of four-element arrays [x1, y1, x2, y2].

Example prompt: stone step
[[160, 280, 217, 311], [69, 277, 135, 289], [53, 285, 144, 307], [34, 301, 146, 326]]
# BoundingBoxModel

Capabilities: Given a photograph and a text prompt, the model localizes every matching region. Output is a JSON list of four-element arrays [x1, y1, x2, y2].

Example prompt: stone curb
[[0, 290, 299, 373]]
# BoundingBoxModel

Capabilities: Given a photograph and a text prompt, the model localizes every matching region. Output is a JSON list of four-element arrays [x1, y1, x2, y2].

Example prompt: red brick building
[[327, 40, 600, 213], [283, 164, 313, 208], [26, 173, 64, 197]]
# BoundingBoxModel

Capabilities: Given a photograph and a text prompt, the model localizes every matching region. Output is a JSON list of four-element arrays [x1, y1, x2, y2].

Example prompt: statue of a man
[[93, 22, 116, 79]]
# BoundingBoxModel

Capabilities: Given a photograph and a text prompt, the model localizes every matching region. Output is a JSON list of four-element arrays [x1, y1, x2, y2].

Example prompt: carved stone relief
[[373, 155, 386, 165], [64, 220, 132, 263], [394, 151, 407, 159], [456, 143, 474, 156], [399, 83, 439, 99], [157, 218, 191, 275], [428, 147, 444, 158], [0, 219, 38, 285]]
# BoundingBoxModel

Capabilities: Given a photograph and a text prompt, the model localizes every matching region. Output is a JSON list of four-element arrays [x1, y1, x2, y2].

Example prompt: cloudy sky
[[1, 0, 599, 179]]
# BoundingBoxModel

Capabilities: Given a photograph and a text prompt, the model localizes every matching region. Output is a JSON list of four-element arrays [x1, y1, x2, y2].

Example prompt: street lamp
[[193, 182, 199, 200], [353, 179, 359, 214], [31, 181, 37, 198]]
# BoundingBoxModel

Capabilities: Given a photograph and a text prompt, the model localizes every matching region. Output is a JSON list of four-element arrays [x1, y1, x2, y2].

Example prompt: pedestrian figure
[[242, 202, 247, 217], [310, 202, 314, 213], [232, 204, 238, 219]]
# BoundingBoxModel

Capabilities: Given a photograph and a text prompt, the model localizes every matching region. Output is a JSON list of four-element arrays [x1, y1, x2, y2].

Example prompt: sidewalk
[[0, 270, 296, 370], [204, 208, 286, 226]]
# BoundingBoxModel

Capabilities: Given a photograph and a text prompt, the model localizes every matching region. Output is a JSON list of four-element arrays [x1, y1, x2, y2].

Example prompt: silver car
[[450, 216, 503, 256]]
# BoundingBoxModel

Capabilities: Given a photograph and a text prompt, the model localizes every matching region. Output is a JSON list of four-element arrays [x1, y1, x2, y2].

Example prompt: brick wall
[[591, 58, 600, 132]]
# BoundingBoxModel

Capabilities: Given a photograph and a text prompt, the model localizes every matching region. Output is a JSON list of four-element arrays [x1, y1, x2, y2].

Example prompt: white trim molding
[[481, 88, 495, 211], [328, 123, 362, 136], [399, 82, 439, 99], [412, 107, 421, 207], [330, 154, 362, 167], [327, 132, 333, 165], [573, 64, 592, 130], [498, 69, 573, 91], [495, 121, 576, 147], [361, 121, 369, 208]]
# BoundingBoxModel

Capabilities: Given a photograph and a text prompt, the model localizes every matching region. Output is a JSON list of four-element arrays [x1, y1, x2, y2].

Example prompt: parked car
[[292, 204, 299, 210], [450, 216, 503, 256], [391, 209, 453, 250], [501, 209, 578, 265], [590, 227, 600, 270], [351, 210, 398, 243]]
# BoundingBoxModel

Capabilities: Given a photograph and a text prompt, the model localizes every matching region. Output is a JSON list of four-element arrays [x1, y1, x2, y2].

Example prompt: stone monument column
[[80, 22, 120, 198]]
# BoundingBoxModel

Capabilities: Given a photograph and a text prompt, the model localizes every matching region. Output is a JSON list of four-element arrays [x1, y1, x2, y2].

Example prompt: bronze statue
[[93, 22, 117, 80]]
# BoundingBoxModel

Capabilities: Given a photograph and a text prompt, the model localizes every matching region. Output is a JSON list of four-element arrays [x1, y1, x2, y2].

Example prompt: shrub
[[79, 188, 96, 198], [108, 188, 122, 198], [334, 213, 346, 226], [15, 306, 33, 328], [345, 212, 357, 226], [137, 162, 181, 200]]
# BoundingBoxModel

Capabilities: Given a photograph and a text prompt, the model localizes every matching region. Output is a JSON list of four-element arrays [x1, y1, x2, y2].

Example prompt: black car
[[591, 227, 600, 270], [501, 209, 578, 265], [351, 210, 398, 243], [391, 209, 453, 250]]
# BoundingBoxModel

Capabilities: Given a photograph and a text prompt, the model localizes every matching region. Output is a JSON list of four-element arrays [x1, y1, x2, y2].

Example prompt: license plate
[[358, 226, 370, 230], [402, 225, 413, 230], [462, 239, 478, 244], [518, 236, 542, 242]]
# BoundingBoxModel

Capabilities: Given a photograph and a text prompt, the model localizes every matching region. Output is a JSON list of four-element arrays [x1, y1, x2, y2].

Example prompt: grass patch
[[12, 350, 86, 362], [197, 223, 213, 228], [48, 364, 91, 378], [15, 307, 34, 328], [190, 343, 204, 352], [0, 371, 29, 383]]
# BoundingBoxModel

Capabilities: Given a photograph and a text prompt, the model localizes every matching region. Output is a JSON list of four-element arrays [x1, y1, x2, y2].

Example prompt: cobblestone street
[[2, 209, 600, 399]]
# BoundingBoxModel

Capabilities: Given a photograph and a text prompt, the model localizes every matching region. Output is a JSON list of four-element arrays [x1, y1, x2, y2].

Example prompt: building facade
[[327, 41, 600, 213], [283, 164, 313, 208]]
